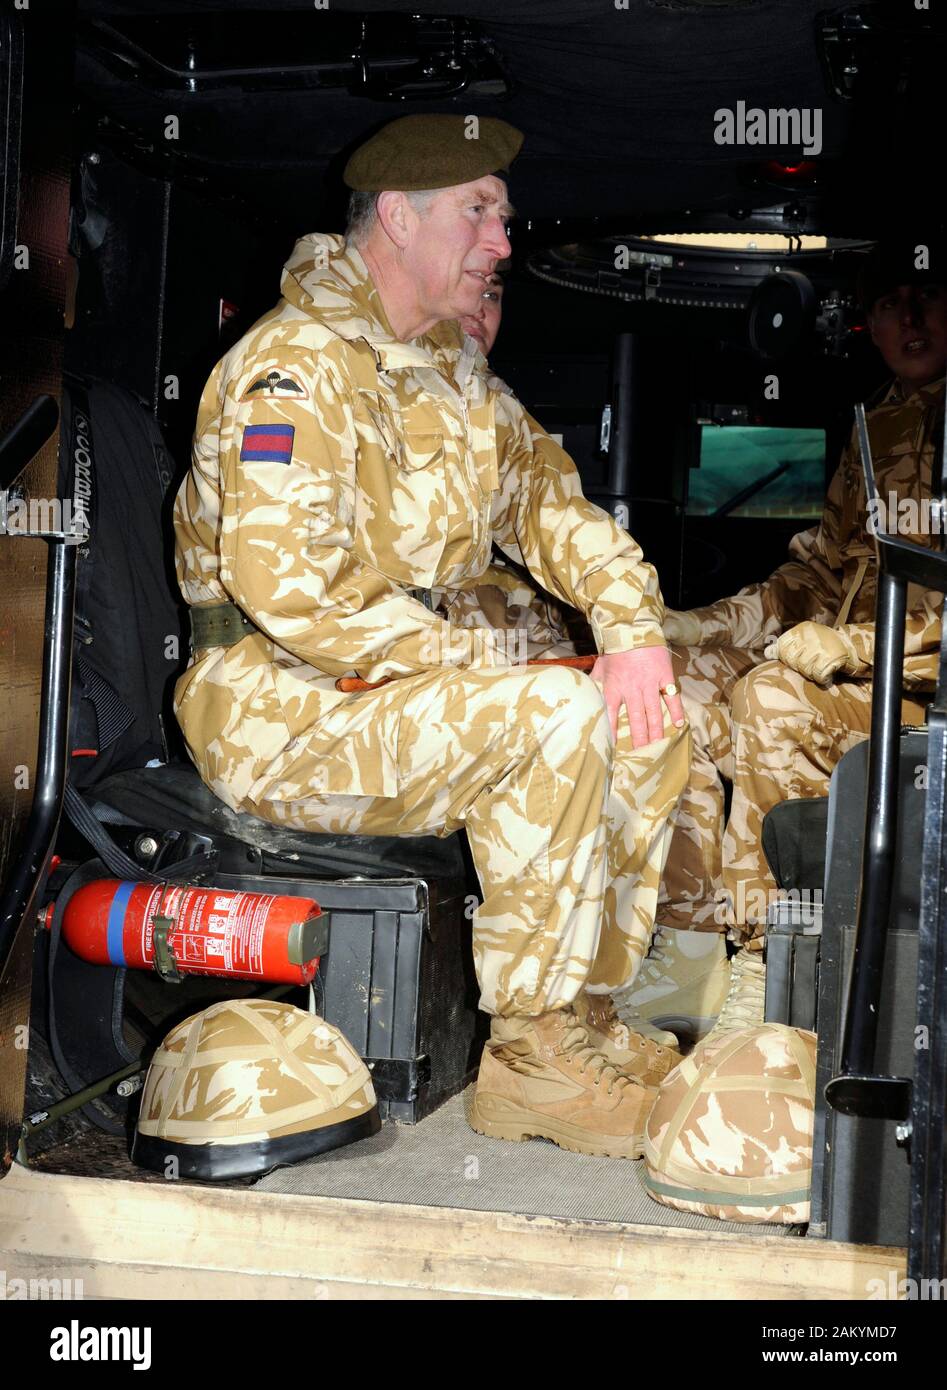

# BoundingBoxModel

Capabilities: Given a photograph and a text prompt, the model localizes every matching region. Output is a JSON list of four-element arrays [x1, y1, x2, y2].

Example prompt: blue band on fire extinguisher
[[107, 881, 136, 966]]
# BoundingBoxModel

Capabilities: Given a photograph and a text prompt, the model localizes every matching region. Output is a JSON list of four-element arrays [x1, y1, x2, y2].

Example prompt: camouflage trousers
[[244, 663, 690, 1017], [657, 644, 928, 948]]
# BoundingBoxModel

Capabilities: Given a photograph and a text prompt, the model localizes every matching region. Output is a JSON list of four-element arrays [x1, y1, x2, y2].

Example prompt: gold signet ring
[[660, 682, 680, 698]]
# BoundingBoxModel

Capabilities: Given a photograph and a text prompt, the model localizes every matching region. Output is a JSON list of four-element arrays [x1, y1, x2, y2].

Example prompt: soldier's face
[[868, 282, 947, 387], [403, 176, 513, 321], [459, 274, 504, 354]]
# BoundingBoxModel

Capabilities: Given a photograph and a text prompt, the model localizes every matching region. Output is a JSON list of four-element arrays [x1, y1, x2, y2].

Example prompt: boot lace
[[638, 924, 673, 976], [709, 953, 765, 1035], [558, 1014, 638, 1097], [595, 995, 672, 1060]]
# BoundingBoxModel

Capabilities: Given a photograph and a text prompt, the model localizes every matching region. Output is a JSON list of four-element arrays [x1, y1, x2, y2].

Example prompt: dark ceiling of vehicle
[[76, 2, 944, 237]]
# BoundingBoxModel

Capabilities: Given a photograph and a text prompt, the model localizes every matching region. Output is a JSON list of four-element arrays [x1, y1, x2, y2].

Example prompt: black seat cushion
[[89, 761, 464, 880], [761, 797, 829, 894]]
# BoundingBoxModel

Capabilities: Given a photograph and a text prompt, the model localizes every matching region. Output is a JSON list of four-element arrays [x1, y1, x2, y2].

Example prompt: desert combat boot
[[611, 925, 731, 1046], [699, 947, 766, 1046], [470, 1008, 657, 1159], [572, 990, 680, 1085]]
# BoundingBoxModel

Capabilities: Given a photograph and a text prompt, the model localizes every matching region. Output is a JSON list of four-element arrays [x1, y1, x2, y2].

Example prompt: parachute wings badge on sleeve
[[239, 369, 309, 402]]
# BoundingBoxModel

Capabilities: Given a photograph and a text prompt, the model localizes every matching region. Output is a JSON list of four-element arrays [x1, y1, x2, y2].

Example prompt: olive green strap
[[190, 602, 255, 648]]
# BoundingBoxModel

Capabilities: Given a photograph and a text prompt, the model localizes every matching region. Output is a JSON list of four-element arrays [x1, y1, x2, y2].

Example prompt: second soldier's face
[[403, 175, 513, 321], [868, 282, 947, 387], [459, 274, 504, 355]]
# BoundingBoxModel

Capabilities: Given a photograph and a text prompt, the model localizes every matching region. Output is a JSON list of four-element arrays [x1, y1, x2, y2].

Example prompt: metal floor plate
[[26, 1087, 799, 1236], [258, 1086, 800, 1236]]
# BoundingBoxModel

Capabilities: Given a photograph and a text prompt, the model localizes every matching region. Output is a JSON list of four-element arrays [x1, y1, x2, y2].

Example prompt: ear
[[375, 191, 411, 250], [866, 308, 880, 348]]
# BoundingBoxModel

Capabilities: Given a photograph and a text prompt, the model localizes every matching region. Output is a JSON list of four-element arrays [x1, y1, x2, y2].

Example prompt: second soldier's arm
[[775, 590, 944, 688], [668, 444, 849, 651], [837, 588, 944, 686]]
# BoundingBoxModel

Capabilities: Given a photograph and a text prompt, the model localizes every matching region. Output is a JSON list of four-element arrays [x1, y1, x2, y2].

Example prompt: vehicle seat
[[61, 374, 464, 882], [88, 760, 465, 880]]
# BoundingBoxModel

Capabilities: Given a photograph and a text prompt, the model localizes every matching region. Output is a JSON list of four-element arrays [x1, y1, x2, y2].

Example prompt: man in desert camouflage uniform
[[614, 243, 947, 1047], [173, 114, 690, 1158]]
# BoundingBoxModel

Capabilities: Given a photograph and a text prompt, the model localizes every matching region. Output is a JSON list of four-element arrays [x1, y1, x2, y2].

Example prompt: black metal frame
[[78, 14, 506, 101], [910, 611, 947, 1281], [0, 398, 76, 973], [0, 542, 75, 969], [825, 393, 947, 1282]]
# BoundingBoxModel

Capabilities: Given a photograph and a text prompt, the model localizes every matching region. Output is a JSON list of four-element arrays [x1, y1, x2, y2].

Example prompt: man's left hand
[[769, 621, 859, 686], [590, 646, 686, 748]]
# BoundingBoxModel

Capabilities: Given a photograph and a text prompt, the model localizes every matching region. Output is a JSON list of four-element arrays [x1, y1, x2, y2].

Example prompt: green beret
[[343, 114, 523, 192]]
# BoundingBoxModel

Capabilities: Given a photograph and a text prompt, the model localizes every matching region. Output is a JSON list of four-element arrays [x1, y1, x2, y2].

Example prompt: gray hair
[[345, 188, 442, 247]]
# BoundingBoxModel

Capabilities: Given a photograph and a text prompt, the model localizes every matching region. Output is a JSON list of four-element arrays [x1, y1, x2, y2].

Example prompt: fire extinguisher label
[[140, 886, 275, 980]]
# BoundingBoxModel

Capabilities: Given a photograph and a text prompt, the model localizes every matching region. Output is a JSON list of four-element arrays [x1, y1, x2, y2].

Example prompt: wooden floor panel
[[0, 1163, 907, 1301]]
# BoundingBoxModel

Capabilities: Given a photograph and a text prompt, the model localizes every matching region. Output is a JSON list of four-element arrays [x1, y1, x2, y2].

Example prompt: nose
[[901, 294, 924, 328], [482, 214, 512, 262]]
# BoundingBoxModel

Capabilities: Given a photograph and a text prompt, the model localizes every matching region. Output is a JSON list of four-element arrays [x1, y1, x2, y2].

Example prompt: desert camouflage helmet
[[131, 999, 380, 1180], [643, 1022, 817, 1224]]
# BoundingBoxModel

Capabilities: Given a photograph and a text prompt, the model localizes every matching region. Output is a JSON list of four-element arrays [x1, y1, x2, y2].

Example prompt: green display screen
[[689, 426, 826, 519]]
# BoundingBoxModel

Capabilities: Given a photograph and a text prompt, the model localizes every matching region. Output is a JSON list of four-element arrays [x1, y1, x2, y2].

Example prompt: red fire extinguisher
[[45, 880, 327, 986]]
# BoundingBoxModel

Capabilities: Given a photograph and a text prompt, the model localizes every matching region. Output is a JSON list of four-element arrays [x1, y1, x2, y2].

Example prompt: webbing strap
[[76, 655, 136, 751], [835, 557, 869, 628], [645, 1174, 811, 1205], [189, 602, 256, 649], [63, 782, 217, 884]]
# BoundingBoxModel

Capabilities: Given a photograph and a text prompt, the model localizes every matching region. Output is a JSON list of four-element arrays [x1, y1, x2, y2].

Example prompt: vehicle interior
[[1, 0, 946, 1301]]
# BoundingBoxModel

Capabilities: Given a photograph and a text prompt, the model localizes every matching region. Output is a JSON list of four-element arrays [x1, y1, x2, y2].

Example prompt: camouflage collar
[[886, 375, 946, 409], [282, 233, 390, 341], [281, 231, 473, 380]]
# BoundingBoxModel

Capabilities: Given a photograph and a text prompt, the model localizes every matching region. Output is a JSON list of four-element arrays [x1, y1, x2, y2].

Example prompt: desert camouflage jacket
[[173, 233, 665, 804], [687, 377, 945, 687]]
